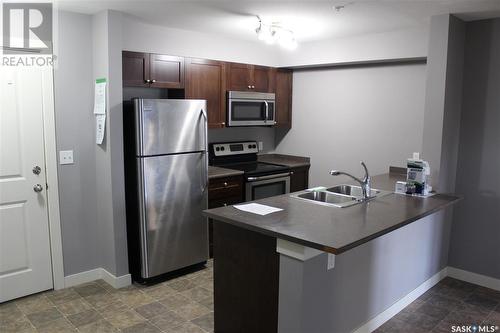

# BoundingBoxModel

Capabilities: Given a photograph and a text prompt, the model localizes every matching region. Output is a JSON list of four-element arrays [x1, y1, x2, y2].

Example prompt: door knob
[[32, 166, 41, 175], [33, 184, 43, 193]]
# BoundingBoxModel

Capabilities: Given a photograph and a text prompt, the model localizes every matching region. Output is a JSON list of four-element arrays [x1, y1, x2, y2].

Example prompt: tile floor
[[2, 264, 500, 333], [0, 261, 214, 333], [376, 277, 500, 333]]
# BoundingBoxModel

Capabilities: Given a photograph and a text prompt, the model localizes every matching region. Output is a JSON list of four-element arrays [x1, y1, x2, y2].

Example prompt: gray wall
[[275, 63, 426, 186], [449, 18, 500, 280], [278, 211, 452, 333], [54, 11, 100, 276], [421, 15, 465, 193], [54, 10, 129, 277]]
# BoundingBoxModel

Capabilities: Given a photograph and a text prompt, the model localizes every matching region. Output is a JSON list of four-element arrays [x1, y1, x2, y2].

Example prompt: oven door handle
[[247, 172, 291, 182]]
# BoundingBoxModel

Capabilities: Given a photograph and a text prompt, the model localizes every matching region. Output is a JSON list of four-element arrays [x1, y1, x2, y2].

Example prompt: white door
[[0, 66, 53, 302]]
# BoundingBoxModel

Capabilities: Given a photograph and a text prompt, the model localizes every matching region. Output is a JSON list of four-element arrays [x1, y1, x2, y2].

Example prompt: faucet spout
[[329, 161, 372, 200]]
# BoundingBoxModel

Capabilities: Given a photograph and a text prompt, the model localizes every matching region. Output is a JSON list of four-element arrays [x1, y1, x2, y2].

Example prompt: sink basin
[[296, 191, 358, 207], [326, 184, 382, 198], [291, 185, 392, 208]]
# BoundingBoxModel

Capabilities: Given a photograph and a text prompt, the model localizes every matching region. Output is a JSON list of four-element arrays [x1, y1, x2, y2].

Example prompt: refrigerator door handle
[[199, 109, 208, 194], [199, 109, 208, 148]]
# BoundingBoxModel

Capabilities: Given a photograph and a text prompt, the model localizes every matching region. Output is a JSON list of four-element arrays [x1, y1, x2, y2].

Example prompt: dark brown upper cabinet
[[122, 51, 184, 88], [185, 58, 227, 128], [227, 62, 276, 93], [149, 54, 184, 88], [275, 69, 293, 128], [226, 62, 252, 91], [122, 51, 150, 87]]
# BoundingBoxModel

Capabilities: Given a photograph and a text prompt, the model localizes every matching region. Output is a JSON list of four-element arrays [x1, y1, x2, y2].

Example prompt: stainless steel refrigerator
[[124, 98, 208, 282]]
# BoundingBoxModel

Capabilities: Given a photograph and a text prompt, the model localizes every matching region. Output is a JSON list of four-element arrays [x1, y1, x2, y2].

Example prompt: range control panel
[[211, 141, 258, 157]]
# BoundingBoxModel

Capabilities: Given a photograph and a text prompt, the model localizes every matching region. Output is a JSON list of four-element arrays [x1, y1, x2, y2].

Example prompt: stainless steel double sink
[[290, 184, 392, 208]]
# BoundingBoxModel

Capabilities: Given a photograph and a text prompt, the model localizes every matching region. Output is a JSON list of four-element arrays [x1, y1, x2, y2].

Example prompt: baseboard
[[447, 267, 500, 292], [100, 269, 132, 289], [353, 267, 448, 333], [64, 268, 131, 289], [64, 268, 102, 287]]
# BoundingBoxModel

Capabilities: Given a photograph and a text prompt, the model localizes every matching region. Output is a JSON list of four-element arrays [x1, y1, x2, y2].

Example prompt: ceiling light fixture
[[255, 17, 297, 50]]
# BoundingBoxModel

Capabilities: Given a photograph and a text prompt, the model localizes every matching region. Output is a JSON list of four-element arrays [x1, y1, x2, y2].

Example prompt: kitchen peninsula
[[203, 170, 460, 333]]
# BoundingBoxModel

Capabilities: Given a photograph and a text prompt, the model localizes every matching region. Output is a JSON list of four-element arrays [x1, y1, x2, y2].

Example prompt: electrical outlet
[[258, 141, 264, 151], [327, 254, 336, 270], [59, 150, 74, 165]]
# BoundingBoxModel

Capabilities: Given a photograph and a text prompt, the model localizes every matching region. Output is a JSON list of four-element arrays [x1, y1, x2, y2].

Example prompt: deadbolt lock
[[33, 166, 41, 175]]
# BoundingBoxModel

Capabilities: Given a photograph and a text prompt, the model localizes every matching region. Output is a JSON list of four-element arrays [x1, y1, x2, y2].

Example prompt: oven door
[[245, 173, 290, 201], [228, 99, 275, 126]]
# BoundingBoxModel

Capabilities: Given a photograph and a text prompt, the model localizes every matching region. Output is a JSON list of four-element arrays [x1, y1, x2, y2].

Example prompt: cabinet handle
[[290, 171, 294, 175], [151, 79, 156, 83], [223, 203, 227, 207], [223, 182, 228, 187], [247, 85, 251, 89], [221, 122, 226, 126], [145, 79, 151, 83], [252, 85, 255, 89]]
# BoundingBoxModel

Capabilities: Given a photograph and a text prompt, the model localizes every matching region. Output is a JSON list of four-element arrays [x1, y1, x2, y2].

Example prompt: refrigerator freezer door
[[135, 99, 207, 156], [137, 152, 208, 278]]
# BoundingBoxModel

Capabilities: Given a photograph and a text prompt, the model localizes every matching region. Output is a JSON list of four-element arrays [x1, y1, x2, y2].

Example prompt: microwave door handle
[[264, 100, 269, 123]]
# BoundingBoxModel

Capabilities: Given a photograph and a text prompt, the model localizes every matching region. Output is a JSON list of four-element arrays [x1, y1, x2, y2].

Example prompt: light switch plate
[[59, 150, 74, 165]]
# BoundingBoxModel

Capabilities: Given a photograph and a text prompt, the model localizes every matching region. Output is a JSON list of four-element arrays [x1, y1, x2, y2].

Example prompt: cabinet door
[[252, 66, 275, 92], [186, 58, 226, 128], [290, 166, 309, 192], [227, 62, 252, 91], [122, 51, 150, 87], [275, 69, 293, 128], [208, 175, 244, 258], [150, 54, 185, 88]]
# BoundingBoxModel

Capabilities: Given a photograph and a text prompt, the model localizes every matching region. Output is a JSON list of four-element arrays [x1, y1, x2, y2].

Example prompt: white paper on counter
[[233, 203, 283, 216], [95, 114, 106, 144]]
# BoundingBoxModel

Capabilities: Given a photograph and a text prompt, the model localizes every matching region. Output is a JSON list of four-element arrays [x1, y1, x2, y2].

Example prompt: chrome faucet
[[329, 161, 372, 200]]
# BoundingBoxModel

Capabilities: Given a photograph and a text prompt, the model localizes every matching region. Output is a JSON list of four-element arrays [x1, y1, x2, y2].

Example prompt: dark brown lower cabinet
[[207, 175, 244, 257], [290, 165, 310, 192], [213, 222, 279, 333]]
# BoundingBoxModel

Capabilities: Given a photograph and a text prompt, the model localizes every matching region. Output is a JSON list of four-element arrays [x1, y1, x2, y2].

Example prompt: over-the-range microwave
[[227, 91, 275, 126]]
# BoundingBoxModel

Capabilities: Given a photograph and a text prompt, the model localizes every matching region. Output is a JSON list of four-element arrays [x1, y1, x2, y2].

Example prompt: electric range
[[209, 141, 291, 201]]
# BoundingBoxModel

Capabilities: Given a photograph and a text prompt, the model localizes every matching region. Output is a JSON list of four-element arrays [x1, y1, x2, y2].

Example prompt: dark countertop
[[257, 153, 310, 168], [208, 166, 244, 180], [203, 172, 460, 255]]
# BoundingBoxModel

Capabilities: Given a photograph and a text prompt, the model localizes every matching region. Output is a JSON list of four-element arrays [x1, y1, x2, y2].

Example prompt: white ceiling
[[57, 0, 500, 42]]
